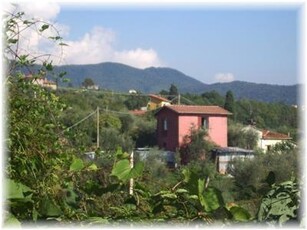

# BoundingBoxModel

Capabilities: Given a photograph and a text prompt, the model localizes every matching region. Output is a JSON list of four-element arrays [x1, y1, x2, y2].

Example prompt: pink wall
[[207, 116, 228, 147], [178, 115, 199, 146], [177, 115, 228, 147], [156, 110, 228, 151]]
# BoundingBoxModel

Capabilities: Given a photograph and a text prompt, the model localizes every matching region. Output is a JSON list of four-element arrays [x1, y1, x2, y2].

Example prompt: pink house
[[155, 105, 232, 152]]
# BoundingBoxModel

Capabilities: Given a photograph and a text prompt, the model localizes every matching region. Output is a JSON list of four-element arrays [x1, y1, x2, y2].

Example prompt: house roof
[[148, 94, 170, 102], [158, 105, 232, 115], [213, 147, 254, 154], [261, 129, 292, 140], [129, 110, 147, 116], [41, 79, 56, 85], [25, 75, 56, 85]]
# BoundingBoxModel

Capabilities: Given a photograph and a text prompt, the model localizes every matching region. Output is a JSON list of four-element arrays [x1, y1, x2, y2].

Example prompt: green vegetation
[[4, 8, 302, 228], [46, 62, 299, 105], [224, 90, 235, 115], [228, 122, 259, 149], [82, 77, 95, 88]]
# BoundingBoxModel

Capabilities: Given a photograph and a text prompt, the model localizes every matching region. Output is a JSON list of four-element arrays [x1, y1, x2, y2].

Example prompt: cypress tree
[[224, 90, 235, 114]]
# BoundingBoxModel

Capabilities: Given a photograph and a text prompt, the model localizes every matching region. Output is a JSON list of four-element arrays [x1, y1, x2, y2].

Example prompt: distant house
[[129, 89, 137, 94], [147, 94, 171, 110], [85, 85, 99, 90], [211, 147, 254, 174], [29, 76, 57, 90], [244, 126, 293, 152], [155, 105, 232, 152]]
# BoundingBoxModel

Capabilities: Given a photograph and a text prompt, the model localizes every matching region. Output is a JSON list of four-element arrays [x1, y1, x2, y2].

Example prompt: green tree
[[100, 113, 122, 130], [231, 148, 299, 201], [5, 8, 78, 222], [228, 122, 258, 150], [201, 90, 225, 106], [82, 77, 95, 88], [224, 90, 235, 115], [131, 115, 157, 147], [180, 127, 215, 164], [124, 93, 148, 110], [159, 89, 169, 96], [169, 83, 179, 96]]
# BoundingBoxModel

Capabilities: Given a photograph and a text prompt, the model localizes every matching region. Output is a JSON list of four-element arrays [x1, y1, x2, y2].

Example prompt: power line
[[180, 96, 195, 105], [101, 108, 136, 116], [62, 110, 96, 133], [59, 91, 202, 134], [60, 87, 179, 98], [61, 107, 134, 134]]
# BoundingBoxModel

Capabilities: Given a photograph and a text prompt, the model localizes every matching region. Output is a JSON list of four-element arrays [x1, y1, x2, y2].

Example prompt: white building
[[244, 126, 292, 152]]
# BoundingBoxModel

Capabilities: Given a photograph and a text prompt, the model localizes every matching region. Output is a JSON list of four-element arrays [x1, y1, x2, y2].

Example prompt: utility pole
[[178, 94, 181, 105], [97, 107, 99, 149], [129, 151, 134, 195]]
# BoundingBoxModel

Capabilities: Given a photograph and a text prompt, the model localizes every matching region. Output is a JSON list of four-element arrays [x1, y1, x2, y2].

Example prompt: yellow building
[[147, 94, 171, 110]]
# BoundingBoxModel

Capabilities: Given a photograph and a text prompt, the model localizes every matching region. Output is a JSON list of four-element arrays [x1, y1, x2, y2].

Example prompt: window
[[201, 117, 208, 129], [163, 118, 168, 131]]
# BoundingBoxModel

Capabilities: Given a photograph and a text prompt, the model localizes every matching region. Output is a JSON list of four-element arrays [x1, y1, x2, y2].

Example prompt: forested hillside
[[52, 62, 298, 105], [19, 62, 299, 105], [52, 62, 207, 93]]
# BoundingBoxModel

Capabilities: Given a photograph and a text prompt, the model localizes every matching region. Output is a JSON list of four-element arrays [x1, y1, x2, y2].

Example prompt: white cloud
[[4, 2, 69, 64], [60, 26, 162, 68], [113, 48, 161, 69], [214, 73, 235, 83], [17, 2, 60, 20], [7, 2, 162, 69]]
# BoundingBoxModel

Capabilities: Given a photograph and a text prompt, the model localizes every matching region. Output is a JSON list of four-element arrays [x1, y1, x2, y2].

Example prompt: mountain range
[[47, 62, 298, 105]]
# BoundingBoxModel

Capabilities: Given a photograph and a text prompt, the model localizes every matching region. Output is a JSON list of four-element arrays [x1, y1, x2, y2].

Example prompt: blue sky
[[13, 2, 301, 85]]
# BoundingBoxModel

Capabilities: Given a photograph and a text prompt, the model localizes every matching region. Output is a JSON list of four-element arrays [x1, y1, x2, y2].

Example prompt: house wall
[[177, 114, 228, 148], [45, 83, 57, 90], [148, 102, 157, 110], [33, 78, 57, 90], [156, 111, 228, 151], [159, 101, 171, 107], [178, 115, 199, 146], [258, 139, 285, 151], [148, 97, 169, 110], [156, 110, 179, 151], [207, 116, 228, 147]]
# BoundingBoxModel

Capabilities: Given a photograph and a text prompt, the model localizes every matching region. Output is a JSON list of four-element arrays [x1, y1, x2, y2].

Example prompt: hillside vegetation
[[19, 62, 299, 105]]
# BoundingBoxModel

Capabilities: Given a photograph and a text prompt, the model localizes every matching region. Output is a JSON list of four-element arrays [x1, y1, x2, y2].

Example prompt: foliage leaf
[[111, 159, 144, 182], [83, 217, 109, 225], [111, 159, 131, 181], [229, 206, 251, 222], [39, 24, 49, 32], [87, 163, 98, 171], [4, 212, 21, 227], [39, 197, 62, 217], [69, 158, 84, 171], [257, 179, 300, 225], [199, 184, 224, 213], [6, 179, 32, 199]]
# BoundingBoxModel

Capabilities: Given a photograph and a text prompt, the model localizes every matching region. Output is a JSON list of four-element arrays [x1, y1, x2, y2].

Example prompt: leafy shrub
[[257, 178, 301, 226]]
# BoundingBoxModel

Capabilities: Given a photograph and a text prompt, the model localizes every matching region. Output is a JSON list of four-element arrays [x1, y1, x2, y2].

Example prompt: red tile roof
[[163, 105, 232, 115], [130, 110, 147, 116], [262, 130, 292, 140], [149, 94, 170, 102]]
